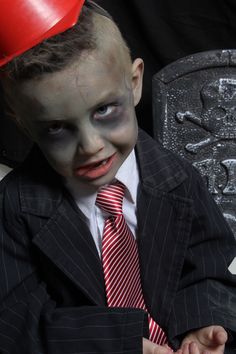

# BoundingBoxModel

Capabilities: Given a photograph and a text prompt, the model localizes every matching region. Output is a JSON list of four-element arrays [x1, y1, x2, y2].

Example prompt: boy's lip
[[74, 153, 117, 180]]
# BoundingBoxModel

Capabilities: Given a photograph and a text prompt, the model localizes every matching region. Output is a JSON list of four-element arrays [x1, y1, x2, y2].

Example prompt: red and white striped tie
[[96, 181, 167, 345]]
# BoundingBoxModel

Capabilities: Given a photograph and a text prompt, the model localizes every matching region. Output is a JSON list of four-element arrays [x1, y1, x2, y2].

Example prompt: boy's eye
[[46, 122, 65, 135], [94, 104, 117, 119]]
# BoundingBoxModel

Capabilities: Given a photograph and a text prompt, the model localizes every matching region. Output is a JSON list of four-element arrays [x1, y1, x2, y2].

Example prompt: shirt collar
[[64, 149, 139, 220], [115, 149, 138, 204]]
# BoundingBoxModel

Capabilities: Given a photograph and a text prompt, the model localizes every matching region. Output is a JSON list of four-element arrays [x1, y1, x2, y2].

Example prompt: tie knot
[[96, 181, 125, 216]]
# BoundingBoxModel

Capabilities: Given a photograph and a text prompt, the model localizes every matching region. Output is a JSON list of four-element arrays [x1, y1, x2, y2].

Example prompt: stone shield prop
[[153, 49, 236, 238]]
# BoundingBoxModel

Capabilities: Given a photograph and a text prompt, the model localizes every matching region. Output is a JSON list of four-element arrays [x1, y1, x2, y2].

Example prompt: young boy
[[0, 1, 235, 353]]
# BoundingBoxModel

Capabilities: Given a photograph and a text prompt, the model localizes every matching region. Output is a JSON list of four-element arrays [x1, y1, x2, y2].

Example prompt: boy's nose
[[77, 127, 104, 156]]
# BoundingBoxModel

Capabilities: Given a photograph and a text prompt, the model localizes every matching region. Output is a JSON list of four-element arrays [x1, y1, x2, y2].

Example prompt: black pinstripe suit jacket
[[0, 129, 236, 354]]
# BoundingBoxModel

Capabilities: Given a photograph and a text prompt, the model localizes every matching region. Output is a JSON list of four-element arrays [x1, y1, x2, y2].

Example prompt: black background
[[1, 0, 236, 166]]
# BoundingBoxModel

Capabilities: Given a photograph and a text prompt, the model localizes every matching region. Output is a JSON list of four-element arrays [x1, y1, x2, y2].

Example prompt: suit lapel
[[32, 198, 106, 305], [19, 147, 106, 306], [136, 130, 193, 326]]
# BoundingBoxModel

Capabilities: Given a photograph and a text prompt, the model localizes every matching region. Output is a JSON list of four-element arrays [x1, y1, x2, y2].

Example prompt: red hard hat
[[0, 0, 85, 67]]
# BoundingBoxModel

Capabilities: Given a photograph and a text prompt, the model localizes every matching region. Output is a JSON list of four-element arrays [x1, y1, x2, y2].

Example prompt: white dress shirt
[[65, 150, 139, 257]]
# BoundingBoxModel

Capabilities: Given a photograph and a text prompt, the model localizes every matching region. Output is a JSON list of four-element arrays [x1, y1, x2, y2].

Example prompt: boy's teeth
[[90, 158, 108, 168]]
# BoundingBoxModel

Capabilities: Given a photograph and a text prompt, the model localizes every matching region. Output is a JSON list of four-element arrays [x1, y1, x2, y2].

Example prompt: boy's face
[[6, 49, 144, 189]]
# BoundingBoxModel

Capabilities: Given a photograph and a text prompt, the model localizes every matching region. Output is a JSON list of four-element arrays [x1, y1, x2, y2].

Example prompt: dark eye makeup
[[93, 103, 120, 120], [47, 122, 65, 135]]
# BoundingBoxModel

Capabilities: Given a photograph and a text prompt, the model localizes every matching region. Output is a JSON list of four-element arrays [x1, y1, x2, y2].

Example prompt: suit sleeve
[[0, 180, 148, 354], [168, 166, 236, 352]]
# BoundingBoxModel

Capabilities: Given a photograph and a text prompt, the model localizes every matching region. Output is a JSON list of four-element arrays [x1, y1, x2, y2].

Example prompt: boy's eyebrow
[[31, 119, 67, 126]]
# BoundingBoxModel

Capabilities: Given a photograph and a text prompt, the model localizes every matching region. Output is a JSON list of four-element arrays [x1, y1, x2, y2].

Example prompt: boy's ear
[[131, 58, 144, 107]]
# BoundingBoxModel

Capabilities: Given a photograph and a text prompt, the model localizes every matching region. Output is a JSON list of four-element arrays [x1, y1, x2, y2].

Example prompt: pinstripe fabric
[[0, 129, 235, 353], [96, 182, 167, 345], [136, 131, 236, 350]]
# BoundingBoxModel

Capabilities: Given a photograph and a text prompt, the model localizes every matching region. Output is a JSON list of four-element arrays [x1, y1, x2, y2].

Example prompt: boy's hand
[[181, 325, 227, 354], [142, 338, 203, 354], [143, 326, 227, 354], [143, 338, 173, 354]]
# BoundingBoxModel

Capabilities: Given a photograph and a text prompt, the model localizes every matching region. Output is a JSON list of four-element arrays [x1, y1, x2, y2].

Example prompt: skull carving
[[176, 78, 236, 153]]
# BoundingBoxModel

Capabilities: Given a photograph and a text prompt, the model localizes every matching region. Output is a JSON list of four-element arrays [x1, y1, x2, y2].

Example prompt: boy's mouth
[[74, 153, 117, 180]]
